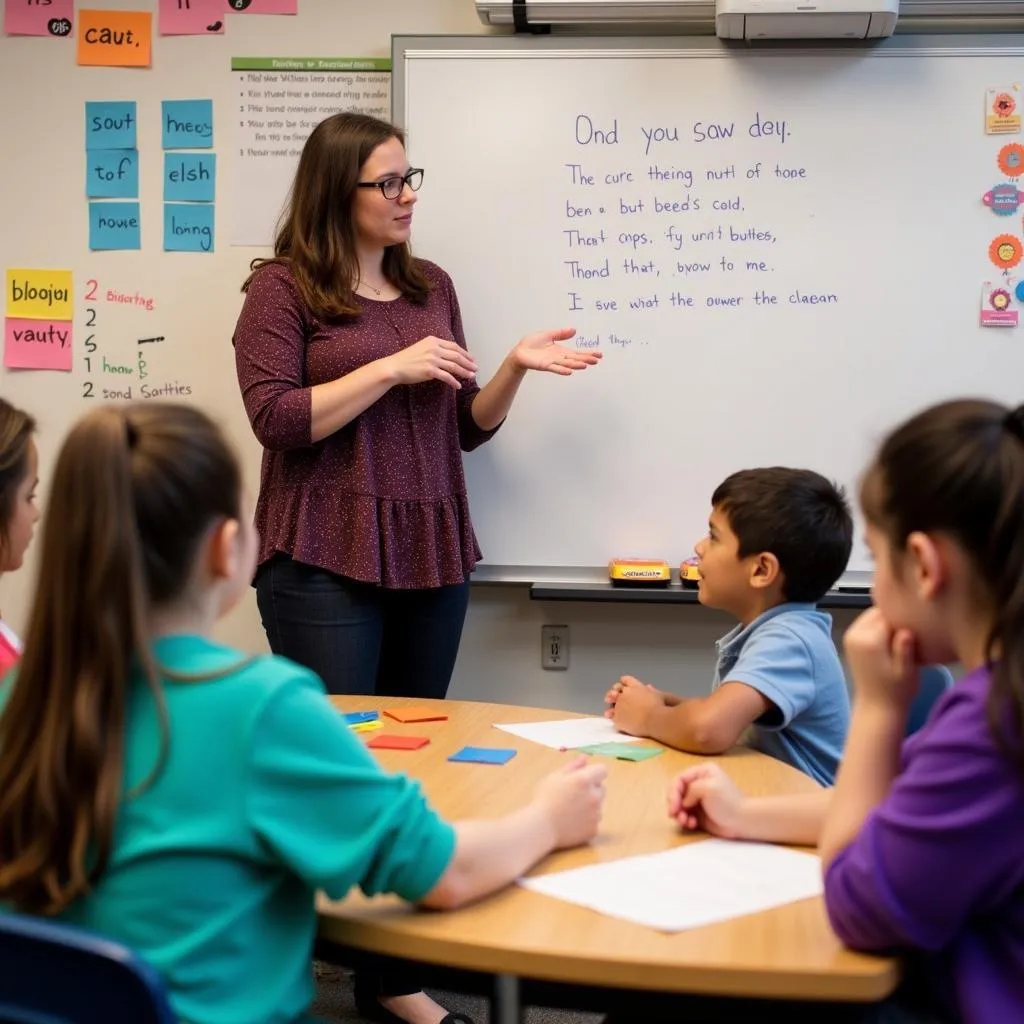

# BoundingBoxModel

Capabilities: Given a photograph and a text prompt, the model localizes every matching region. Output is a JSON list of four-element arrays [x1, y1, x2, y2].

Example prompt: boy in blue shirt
[[606, 467, 853, 785]]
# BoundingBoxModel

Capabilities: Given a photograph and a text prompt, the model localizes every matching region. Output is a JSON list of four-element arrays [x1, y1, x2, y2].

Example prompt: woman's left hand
[[510, 328, 602, 375]]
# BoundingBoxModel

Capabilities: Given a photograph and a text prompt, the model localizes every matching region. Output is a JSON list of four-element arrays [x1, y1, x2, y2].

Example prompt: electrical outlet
[[541, 625, 569, 670]]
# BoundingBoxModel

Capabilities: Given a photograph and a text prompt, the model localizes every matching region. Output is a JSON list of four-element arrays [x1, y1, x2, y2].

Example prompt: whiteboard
[[395, 35, 1024, 579]]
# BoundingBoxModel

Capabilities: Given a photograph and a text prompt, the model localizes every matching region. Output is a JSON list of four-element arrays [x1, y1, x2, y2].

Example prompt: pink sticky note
[[4, 0, 74, 36], [159, 0, 225, 34], [4, 318, 72, 372], [225, 0, 297, 14]]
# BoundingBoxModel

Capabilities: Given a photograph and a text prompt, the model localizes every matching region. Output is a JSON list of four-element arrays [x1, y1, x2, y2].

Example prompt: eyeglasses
[[356, 168, 424, 201]]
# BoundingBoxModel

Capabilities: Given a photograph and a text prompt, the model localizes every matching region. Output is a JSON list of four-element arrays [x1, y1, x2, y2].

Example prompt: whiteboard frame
[[391, 31, 1023, 586]]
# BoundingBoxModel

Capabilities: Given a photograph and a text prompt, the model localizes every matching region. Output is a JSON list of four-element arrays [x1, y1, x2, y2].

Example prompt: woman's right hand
[[534, 756, 607, 849], [384, 336, 478, 390], [667, 763, 747, 839]]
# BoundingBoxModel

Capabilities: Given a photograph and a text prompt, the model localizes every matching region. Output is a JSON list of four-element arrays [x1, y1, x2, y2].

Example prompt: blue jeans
[[255, 556, 471, 698]]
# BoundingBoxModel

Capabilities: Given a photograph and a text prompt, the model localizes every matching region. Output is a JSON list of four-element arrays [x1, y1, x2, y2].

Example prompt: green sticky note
[[578, 742, 664, 762]]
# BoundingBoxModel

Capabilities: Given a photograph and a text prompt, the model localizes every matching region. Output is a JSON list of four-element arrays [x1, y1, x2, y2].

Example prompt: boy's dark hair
[[712, 467, 853, 603]]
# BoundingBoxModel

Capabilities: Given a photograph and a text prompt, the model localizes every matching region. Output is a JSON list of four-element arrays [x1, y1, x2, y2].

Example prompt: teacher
[[233, 111, 598, 697]]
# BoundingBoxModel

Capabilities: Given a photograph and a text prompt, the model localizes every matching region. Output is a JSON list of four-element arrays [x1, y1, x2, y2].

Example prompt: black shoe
[[352, 978, 474, 1024]]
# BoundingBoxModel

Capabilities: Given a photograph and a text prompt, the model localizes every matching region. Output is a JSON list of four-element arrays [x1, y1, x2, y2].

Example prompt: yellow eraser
[[608, 559, 671, 585]]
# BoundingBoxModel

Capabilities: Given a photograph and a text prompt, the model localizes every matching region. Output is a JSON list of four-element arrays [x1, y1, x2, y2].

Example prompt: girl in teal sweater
[[0, 402, 607, 1024]]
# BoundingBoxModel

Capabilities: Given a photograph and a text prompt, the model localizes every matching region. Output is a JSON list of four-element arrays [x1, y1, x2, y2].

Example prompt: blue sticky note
[[86, 149, 139, 199], [162, 99, 213, 149], [164, 152, 216, 202], [342, 711, 380, 725], [89, 202, 141, 251], [164, 203, 215, 253], [85, 101, 137, 150], [448, 746, 517, 766]]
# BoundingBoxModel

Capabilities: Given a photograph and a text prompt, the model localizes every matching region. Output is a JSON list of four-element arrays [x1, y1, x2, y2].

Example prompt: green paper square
[[577, 742, 664, 762]]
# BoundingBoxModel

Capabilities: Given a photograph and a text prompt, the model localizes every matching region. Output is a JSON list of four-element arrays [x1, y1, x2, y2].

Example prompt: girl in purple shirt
[[233, 113, 600, 1024], [664, 397, 1024, 1024]]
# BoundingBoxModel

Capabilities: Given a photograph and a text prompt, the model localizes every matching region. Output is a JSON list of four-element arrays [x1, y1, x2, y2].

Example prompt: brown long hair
[[861, 398, 1024, 771], [0, 398, 36, 566], [0, 402, 242, 915], [243, 112, 430, 319]]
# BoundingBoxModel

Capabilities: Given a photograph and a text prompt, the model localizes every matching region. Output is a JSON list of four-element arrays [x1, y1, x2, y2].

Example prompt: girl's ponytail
[[0, 403, 240, 914]]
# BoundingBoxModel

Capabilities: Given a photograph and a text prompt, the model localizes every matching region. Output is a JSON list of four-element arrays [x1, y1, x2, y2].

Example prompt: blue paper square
[[85, 101, 137, 150], [164, 152, 216, 202], [448, 746, 517, 765], [162, 99, 213, 149], [89, 202, 141, 250], [342, 711, 380, 725], [164, 203, 215, 253], [86, 149, 139, 199]]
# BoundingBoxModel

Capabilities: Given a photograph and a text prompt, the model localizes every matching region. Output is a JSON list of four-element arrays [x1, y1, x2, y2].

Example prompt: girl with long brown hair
[[0, 402, 607, 1024]]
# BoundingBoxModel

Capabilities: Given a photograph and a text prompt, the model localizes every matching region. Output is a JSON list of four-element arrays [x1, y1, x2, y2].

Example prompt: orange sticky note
[[383, 709, 449, 724], [78, 9, 152, 67], [367, 735, 430, 751]]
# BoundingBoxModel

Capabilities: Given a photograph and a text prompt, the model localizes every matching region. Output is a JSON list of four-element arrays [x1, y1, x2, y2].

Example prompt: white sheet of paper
[[494, 717, 643, 750], [519, 839, 823, 932]]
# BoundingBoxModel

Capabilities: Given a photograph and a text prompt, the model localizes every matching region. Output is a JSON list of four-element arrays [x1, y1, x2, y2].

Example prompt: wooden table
[[317, 697, 897, 1022]]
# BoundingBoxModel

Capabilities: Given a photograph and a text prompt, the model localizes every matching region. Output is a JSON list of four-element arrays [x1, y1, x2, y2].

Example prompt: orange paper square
[[78, 9, 152, 67], [366, 735, 430, 751], [382, 709, 448, 724]]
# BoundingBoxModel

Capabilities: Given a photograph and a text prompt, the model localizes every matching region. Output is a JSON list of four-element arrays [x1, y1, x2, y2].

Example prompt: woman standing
[[235, 111, 598, 694], [233, 112, 599, 1024]]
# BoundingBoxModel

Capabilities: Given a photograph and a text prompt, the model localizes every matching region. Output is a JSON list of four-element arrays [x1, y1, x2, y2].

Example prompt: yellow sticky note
[[350, 720, 383, 734], [6, 269, 73, 321], [77, 9, 152, 67]]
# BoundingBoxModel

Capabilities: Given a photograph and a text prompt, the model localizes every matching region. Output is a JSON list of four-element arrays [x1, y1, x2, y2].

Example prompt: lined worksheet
[[520, 839, 823, 932]]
